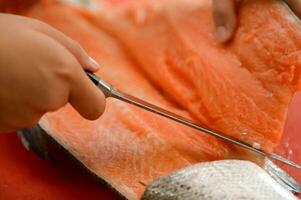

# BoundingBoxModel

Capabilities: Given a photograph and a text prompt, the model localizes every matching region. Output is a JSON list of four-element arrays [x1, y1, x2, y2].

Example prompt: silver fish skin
[[142, 160, 298, 200]]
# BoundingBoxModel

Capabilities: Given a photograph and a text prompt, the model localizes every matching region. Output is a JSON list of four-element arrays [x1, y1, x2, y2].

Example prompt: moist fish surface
[[9, 0, 301, 199], [96, 0, 301, 152], [141, 160, 298, 200]]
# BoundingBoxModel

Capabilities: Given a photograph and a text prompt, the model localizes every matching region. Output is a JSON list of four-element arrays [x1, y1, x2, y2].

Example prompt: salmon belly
[[13, 0, 301, 199]]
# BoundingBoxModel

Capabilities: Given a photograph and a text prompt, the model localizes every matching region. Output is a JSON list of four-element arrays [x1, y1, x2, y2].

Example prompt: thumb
[[212, 0, 237, 43], [69, 67, 106, 120]]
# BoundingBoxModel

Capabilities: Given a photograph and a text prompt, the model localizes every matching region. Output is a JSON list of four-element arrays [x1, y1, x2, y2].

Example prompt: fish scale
[[141, 160, 298, 200]]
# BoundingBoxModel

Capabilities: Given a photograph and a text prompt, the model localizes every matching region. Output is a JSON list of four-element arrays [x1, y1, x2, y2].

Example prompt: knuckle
[[69, 40, 89, 61], [40, 41, 78, 79], [53, 53, 79, 80], [70, 40, 83, 52]]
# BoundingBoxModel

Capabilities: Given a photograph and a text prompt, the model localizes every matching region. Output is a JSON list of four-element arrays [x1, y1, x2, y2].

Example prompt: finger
[[285, 0, 301, 18], [69, 66, 106, 120], [34, 22, 100, 72], [212, 0, 237, 43]]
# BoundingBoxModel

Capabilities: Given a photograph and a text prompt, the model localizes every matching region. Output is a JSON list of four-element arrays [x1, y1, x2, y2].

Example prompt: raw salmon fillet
[[22, 2, 232, 199], [6, 0, 301, 199], [96, 0, 301, 152]]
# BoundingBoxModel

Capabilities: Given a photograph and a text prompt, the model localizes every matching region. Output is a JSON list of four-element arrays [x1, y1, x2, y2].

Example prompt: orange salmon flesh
[[2, 0, 301, 199]]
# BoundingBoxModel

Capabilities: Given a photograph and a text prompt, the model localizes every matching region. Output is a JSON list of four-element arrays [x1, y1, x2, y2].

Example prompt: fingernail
[[216, 26, 228, 42], [89, 57, 100, 70]]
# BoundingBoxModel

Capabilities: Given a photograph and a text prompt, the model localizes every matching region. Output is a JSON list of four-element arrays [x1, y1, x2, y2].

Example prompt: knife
[[86, 71, 301, 171]]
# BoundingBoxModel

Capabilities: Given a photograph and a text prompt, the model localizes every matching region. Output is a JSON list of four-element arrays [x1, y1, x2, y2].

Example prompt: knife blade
[[86, 71, 301, 171]]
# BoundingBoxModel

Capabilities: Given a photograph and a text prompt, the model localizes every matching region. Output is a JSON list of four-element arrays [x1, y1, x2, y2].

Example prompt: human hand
[[0, 14, 106, 132], [212, 0, 301, 42]]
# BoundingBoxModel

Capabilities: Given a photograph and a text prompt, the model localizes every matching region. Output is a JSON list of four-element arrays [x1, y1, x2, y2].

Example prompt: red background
[[0, 133, 120, 200]]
